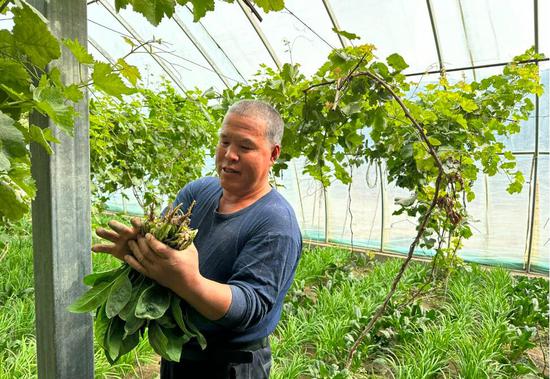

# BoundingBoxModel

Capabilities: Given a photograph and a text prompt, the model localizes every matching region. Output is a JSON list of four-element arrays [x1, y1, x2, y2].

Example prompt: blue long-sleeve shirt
[[170, 177, 302, 344]]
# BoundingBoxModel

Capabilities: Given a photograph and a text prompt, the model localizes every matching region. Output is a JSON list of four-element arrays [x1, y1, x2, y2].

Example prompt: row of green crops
[[0, 216, 548, 378], [273, 245, 549, 378]]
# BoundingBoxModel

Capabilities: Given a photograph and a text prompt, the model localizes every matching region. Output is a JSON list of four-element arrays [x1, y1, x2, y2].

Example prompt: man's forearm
[[170, 275, 232, 321]]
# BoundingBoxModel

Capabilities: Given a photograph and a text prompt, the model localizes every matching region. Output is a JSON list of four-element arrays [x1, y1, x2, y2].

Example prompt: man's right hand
[[91, 218, 142, 261]]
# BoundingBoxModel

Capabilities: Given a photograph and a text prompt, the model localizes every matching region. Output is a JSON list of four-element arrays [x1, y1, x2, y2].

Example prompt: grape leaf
[[386, 53, 409, 72], [254, 0, 284, 13], [0, 58, 31, 95], [29, 125, 53, 155], [116, 58, 141, 86], [176, 0, 215, 22], [92, 62, 136, 99], [63, 38, 95, 65], [32, 76, 77, 135], [0, 178, 30, 220], [0, 30, 16, 57], [63, 84, 84, 102], [0, 111, 27, 164], [12, 1, 61, 68], [332, 27, 360, 41], [118, 0, 176, 25]]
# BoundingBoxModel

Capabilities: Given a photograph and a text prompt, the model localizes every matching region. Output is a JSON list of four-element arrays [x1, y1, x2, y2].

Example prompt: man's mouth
[[222, 167, 239, 174]]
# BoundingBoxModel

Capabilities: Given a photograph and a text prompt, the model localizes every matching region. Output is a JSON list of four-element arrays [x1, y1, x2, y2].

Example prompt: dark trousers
[[160, 345, 272, 379]]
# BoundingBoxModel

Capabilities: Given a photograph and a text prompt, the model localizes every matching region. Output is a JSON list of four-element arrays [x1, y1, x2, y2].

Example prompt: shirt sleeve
[[214, 231, 301, 331]]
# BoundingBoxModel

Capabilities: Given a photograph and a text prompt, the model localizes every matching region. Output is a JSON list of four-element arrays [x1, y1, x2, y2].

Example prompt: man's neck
[[218, 183, 272, 214]]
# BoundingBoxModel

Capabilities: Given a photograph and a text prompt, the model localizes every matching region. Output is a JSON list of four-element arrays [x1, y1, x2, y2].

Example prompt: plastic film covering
[[88, 2, 226, 90]]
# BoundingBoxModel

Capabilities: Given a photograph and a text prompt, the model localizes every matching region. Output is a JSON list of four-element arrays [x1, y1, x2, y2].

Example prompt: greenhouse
[[0, 0, 548, 378]]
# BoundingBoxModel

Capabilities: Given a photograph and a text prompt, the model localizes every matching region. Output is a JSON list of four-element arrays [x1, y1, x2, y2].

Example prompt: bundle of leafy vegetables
[[69, 202, 206, 363]]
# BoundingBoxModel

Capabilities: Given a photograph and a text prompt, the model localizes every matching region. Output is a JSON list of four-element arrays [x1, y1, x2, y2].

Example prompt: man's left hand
[[125, 234, 200, 292]]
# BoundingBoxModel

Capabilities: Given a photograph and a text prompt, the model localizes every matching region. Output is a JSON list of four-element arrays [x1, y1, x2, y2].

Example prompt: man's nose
[[224, 145, 238, 161]]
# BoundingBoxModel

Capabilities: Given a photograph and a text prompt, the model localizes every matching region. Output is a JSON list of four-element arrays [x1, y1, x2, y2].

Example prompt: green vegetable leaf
[[148, 321, 183, 361], [184, 308, 206, 349], [104, 316, 125, 363], [94, 305, 111, 350], [164, 325, 189, 357], [105, 267, 133, 318], [67, 280, 113, 313], [118, 332, 140, 357], [171, 296, 190, 334], [119, 275, 146, 319], [63, 38, 94, 65], [123, 313, 145, 338], [12, 1, 61, 68], [135, 283, 171, 319], [92, 62, 136, 99], [83, 267, 122, 286]]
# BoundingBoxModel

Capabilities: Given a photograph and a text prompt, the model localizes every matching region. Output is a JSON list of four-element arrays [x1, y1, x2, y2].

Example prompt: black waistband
[[208, 336, 269, 351], [179, 336, 269, 363]]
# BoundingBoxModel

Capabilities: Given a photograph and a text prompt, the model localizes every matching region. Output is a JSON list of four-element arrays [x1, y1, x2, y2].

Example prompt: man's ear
[[271, 145, 281, 163]]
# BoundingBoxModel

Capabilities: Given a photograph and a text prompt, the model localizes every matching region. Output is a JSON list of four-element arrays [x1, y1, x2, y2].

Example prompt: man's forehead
[[220, 114, 268, 135]]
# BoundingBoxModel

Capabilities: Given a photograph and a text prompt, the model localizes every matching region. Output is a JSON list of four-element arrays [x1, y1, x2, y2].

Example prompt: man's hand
[[125, 233, 200, 291], [91, 218, 141, 261], [125, 234, 232, 321]]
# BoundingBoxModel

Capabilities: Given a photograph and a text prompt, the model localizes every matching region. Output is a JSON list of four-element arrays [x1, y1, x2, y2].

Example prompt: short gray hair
[[224, 100, 284, 145]]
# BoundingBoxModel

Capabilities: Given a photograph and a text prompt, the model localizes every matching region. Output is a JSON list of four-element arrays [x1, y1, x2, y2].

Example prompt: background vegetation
[[1, 218, 547, 378]]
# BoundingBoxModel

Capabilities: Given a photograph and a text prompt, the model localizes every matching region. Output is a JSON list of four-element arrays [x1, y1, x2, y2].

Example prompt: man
[[92, 100, 302, 378]]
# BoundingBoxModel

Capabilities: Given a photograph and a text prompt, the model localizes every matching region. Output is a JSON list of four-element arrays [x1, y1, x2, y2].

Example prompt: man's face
[[215, 112, 279, 197]]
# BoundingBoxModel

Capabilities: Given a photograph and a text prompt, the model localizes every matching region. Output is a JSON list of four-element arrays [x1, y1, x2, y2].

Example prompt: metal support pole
[[321, 0, 348, 48], [236, 0, 282, 70], [426, 0, 443, 71], [378, 162, 387, 252], [172, 13, 231, 88], [28, 0, 93, 378], [323, 184, 330, 243], [293, 161, 307, 227], [484, 174, 490, 234], [526, 0, 540, 273], [88, 36, 116, 64]]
